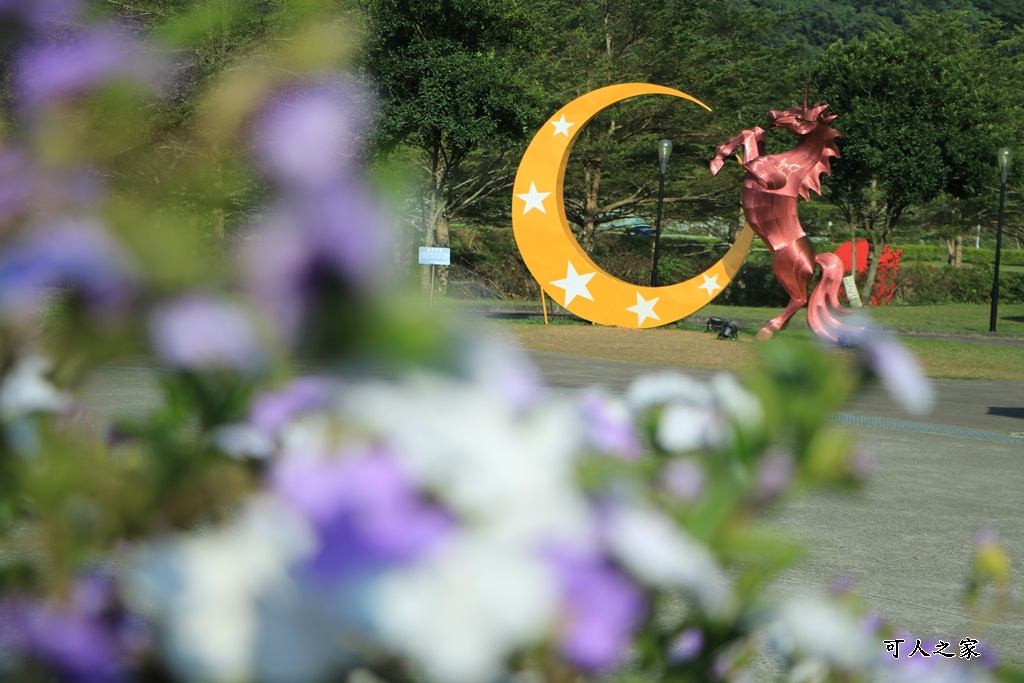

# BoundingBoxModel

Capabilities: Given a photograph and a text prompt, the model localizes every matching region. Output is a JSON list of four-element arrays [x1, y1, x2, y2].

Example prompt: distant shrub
[[892, 263, 1024, 304]]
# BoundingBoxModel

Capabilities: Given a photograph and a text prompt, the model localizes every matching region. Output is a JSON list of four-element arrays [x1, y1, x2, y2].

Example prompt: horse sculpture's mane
[[797, 103, 841, 201]]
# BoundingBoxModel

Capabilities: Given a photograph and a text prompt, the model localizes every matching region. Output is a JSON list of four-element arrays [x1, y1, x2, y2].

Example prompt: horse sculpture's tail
[[808, 252, 865, 345]]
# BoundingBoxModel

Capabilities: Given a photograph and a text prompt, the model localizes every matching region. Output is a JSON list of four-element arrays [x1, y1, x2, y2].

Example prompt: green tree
[[357, 0, 542, 292], [814, 12, 994, 297], [529, 0, 798, 258]]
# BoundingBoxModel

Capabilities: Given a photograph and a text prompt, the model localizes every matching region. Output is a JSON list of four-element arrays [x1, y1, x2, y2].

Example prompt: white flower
[[657, 403, 724, 452], [604, 505, 730, 615], [341, 376, 594, 548], [370, 535, 558, 683], [765, 596, 874, 671], [626, 372, 714, 413], [461, 335, 544, 411], [212, 424, 275, 460], [127, 496, 316, 682], [0, 354, 72, 420], [710, 372, 764, 429]]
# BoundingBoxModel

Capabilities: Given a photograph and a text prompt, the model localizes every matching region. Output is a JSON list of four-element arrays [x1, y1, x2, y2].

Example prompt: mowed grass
[[698, 302, 1024, 335], [491, 303, 1024, 381]]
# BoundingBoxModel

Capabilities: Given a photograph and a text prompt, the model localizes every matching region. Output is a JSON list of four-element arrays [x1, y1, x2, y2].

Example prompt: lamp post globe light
[[650, 139, 673, 287], [989, 147, 1012, 332]]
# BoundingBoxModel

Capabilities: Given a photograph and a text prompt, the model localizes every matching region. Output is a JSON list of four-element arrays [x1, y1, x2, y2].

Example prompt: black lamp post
[[650, 139, 672, 287], [989, 147, 1012, 332]]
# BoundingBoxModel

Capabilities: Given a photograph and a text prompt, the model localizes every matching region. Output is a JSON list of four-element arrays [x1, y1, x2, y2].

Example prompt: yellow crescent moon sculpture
[[513, 83, 754, 328]]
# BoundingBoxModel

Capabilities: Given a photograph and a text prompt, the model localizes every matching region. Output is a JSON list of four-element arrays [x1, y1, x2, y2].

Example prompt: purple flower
[[668, 627, 704, 663], [149, 295, 266, 373], [248, 376, 336, 436], [0, 219, 135, 320], [754, 449, 795, 503], [661, 458, 705, 502], [579, 389, 642, 460], [243, 182, 393, 337], [832, 575, 856, 596], [271, 447, 452, 578], [252, 81, 371, 188], [0, 574, 149, 683], [860, 335, 934, 416], [16, 23, 160, 110], [0, 148, 36, 230], [547, 546, 646, 672]]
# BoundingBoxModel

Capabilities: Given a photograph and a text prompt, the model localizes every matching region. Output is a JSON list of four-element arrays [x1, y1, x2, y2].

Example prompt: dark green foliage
[[715, 252, 794, 308], [894, 263, 1024, 303], [360, 0, 540, 155]]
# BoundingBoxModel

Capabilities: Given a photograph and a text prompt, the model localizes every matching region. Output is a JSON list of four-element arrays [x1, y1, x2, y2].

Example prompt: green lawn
[[698, 302, 1024, 336], [485, 301, 1024, 381]]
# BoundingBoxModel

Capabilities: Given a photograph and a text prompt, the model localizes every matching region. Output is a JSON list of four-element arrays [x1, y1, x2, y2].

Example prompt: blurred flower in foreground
[[128, 497, 317, 683], [271, 445, 453, 577], [252, 81, 371, 188], [579, 388, 642, 460], [604, 504, 731, 615], [0, 219, 135, 321], [0, 354, 71, 420], [860, 334, 935, 416], [547, 546, 645, 671], [827, 314, 935, 416], [16, 23, 161, 110], [150, 295, 266, 373], [0, 574, 148, 683], [244, 179, 394, 341], [765, 595, 875, 672], [372, 535, 558, 683]]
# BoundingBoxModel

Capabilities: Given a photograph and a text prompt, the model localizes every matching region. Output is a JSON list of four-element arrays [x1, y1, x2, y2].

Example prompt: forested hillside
[[23, 0, 1024, 298], [742, 0, 1024, 50]]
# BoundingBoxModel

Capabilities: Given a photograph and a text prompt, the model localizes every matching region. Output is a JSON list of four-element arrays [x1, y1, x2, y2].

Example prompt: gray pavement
[[80, 349, 1024, 669]]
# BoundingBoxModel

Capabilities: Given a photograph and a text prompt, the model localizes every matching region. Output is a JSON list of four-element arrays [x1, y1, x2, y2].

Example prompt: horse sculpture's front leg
[[710, 127, 765, 176]]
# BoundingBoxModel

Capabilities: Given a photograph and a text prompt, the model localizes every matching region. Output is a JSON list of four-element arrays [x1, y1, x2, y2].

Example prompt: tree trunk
[[954, 235, 963, 267], [859, 179, 881, 302], [426, 154, 450, 295], [860, 239, 881, 304], [435, 212, 450, 295], [420, 190, 433, 294], [579, 158, 602, 253]]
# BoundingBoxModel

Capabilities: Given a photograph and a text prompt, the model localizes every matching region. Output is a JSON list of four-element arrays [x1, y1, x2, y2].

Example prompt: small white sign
[[418, 247, 451, 266], [842, 275, 863, 308]]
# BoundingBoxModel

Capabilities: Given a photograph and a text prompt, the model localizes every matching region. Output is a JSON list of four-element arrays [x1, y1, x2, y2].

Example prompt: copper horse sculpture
[[710, 101, 861, 344]]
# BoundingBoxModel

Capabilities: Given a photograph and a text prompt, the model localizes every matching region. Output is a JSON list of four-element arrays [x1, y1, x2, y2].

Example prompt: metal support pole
[[989, 180, 1007, 332], [650, 169, 666, 288], [429, 265, 435, 312]]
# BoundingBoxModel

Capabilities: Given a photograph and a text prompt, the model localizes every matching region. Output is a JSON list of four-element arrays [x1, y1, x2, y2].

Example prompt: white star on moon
[[550, 114, 574, 137], [626, 292, 660, 326], [550, 262, 595, 307], [516, 182, 550, 215], [699, 274, 722, 297]]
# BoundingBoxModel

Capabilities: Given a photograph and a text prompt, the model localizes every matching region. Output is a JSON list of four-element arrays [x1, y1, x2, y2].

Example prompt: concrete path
[[80, 350, 1024, 670]]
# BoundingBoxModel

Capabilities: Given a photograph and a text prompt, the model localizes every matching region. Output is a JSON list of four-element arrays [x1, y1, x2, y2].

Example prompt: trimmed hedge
[[893, 263, 1024, 304]]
